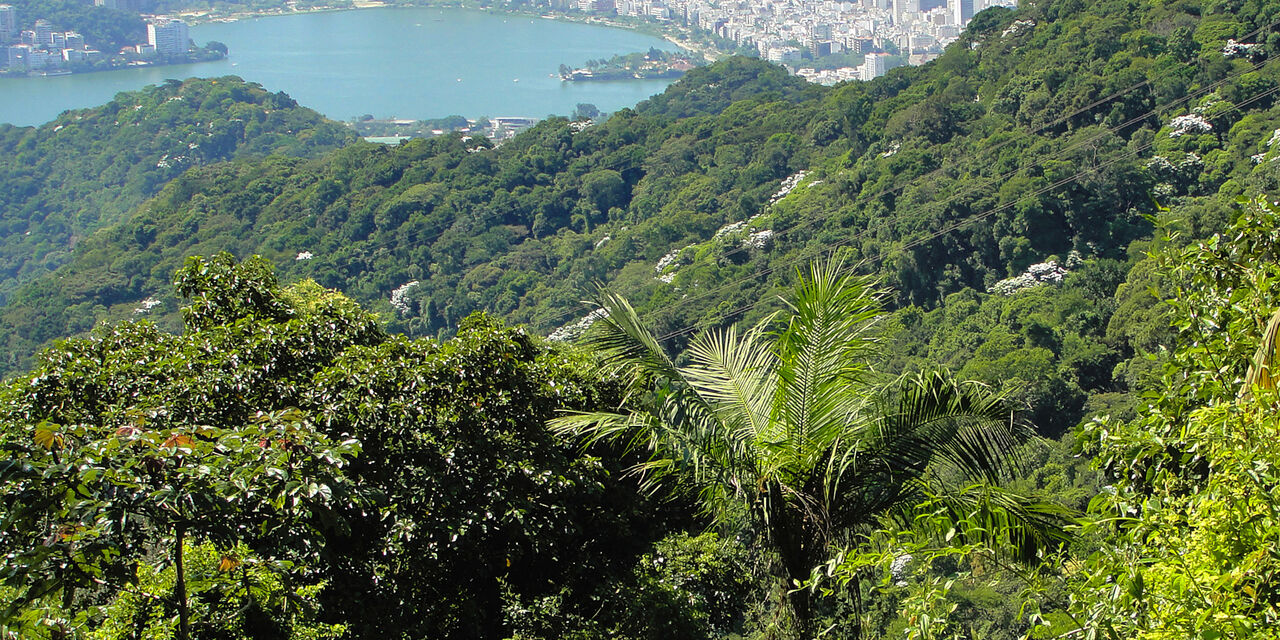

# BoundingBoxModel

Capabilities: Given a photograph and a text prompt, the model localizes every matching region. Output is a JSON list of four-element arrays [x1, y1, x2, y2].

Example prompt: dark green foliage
[[609, 532, 759, 639], [0, 254, 704, 639], [307, 314, 695, 639]]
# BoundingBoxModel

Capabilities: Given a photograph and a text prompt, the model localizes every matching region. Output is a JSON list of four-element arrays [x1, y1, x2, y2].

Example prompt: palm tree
[[551, 261, 1071, 635]]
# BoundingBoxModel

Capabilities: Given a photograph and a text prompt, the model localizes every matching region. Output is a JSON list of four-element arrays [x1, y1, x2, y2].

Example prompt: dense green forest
[[2, 0, 1280, 635], [2, 0, 1276, 437], [0, 77, 355, 308]]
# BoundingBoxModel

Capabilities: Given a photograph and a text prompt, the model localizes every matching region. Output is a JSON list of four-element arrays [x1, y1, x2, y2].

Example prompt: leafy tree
[[553, 261, 1071, 635], [1074, 197, 1280, 637], [573, 103, 601, 121], [0, 253, 382, 637], [0, 331, 362, 640], [0, 254, 705, 640], [89, 541, 346, 640], [307, 313, 698, 639]]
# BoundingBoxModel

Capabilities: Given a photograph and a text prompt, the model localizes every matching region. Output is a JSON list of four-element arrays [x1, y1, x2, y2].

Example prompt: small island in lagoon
[[559, 46, 700, 81]]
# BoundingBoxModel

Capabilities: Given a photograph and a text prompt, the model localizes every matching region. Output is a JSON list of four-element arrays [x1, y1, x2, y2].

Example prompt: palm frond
[[550, 264, 1062, 631], [824, 371, 1028, 532], [873, 371, 1028, 484], [771, 261, 883, 480], [556, 289, 756, 518], [551, 405, 736, 504], [1244, 307, 1280, 397], [900, 481, 1076, 566], [582, 288, 685, 395], [683, 321, 777, 457]]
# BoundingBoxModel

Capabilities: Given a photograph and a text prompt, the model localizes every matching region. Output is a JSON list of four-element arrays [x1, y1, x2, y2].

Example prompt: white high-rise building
[[0, 5, 15, 44], [147, 18, 189, 56], [862, 52, 887, 81], [950, 0, 973, 26]]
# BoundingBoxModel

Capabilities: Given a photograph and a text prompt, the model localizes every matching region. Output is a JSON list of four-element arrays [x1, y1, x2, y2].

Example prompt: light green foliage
[[90, 542, 346, 640], [554, 261, 1069, 635], [0, 254, 371, 638], [1075, 198, 1280, 638]]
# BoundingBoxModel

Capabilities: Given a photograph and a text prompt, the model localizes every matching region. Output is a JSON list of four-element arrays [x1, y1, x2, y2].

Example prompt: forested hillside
[[2, 0, 1275, 443], [0, 77, 355, 307], [3, 0, 1280, 636]]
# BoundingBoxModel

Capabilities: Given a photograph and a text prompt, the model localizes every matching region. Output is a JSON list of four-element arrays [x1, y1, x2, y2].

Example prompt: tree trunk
[[767, 484, 816, 636], [175, 526, 189, 640], [52, 567, 73, 640], [848, 572, 864, 640]]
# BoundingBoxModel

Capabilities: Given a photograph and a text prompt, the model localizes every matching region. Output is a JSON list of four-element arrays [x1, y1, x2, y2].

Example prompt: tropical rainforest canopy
[[2, 0, 1280, 636]]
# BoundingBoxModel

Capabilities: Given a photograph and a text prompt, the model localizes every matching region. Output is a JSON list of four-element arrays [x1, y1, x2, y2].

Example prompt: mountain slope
[[0, 76, 356, 303], [1, 0, 1277, 439]]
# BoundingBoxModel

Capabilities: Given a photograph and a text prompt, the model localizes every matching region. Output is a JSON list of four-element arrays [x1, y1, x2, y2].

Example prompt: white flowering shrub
[[655, 245, 694, 273], [1222, 39, 1262, 59], [743, 229, 775, 250], [768, 171, 809, 204], [715, 220, 748, 238], [989, 260, 1069, 295], [1001, 18, 1035, 37], [389, 281, 420, 316], [1168, 113, 1212, 137], [547, 308, 609, 342], [134, 297, 162, 314], [1146, 155, 1175, 177]]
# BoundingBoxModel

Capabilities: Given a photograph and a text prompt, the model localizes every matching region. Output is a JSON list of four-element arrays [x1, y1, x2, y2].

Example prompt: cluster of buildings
[[545, 0, 1013, 81], [0, 4, 190, 74], [1, 6, 102, 73]]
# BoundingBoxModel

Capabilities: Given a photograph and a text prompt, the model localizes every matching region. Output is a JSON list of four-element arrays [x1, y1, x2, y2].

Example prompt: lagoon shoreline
[[0, 6, 684, 127], [170, 1, 725, 61]]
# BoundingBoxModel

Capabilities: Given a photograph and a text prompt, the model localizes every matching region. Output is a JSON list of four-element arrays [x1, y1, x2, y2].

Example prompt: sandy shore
[[172, 1, 389, 26]]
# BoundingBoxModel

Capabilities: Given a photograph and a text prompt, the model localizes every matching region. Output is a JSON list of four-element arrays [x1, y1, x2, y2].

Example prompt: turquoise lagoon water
[[0, 8, 679, 127]]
